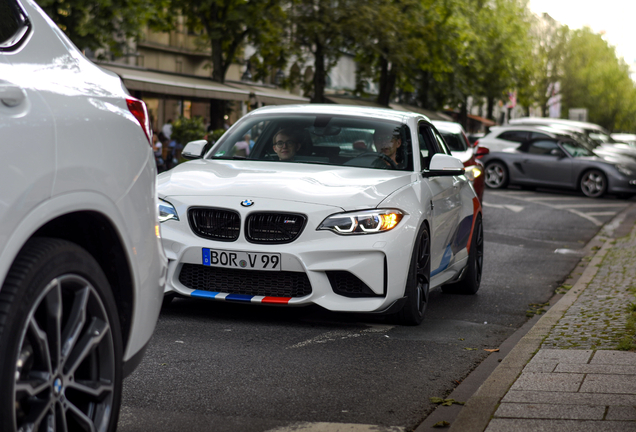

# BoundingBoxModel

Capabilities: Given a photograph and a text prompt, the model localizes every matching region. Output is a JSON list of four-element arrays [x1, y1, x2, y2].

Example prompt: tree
[[291, 0, 358, 103], [175, 0, 287, 127], [560, 27, 636, 131], [354, 0, 434, 107], [470, 0, 534, 120], [516, 13, 568, 117], [36, 0, 173, 56]]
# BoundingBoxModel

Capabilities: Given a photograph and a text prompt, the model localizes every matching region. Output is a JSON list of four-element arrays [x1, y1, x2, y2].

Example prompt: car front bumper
[[159, 195, 417, 313]]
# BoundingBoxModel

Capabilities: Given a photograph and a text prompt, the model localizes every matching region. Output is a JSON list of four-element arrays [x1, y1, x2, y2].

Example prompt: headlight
[[616, 165, 634, 176], [464, 165, 482, 182], [318, 209, 404, 234], [158, 198, 179, 222]]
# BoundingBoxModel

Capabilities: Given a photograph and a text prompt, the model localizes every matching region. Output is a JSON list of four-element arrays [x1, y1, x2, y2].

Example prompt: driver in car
[[273, 128, 303, 161], [373, 126, 402, 166]]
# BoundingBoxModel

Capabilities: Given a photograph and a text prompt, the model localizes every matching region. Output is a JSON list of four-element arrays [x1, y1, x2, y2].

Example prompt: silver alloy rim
[[485, 164, 505, 187], [13, 275, 115, 432], [581, 171, 605, 197]]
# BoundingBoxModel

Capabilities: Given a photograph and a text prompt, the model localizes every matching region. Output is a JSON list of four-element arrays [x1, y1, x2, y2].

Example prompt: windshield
[[561, 140, 595, 157], [208, 114, 413, 171], [589, 132, 614, 144]]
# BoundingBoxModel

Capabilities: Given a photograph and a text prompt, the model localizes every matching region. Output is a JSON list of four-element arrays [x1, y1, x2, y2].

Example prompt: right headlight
[[158, 198, 179, 222], [464, 165, 483, 182]]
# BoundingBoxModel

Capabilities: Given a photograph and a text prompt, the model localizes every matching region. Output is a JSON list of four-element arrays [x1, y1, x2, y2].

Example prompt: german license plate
[[202, 248, 280, 271]]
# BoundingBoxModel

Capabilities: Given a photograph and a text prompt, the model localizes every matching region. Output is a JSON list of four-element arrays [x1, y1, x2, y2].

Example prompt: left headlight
[[464, 165, 483, 182], [616, 165, 634, 176], [158, 198, 179, 222], [318, 209, 404, 235]]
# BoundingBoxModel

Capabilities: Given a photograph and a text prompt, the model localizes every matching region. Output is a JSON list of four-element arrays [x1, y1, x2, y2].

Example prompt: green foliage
[[468, 0, 534, 119], [36, 0, 173, 55], [174, 0, 287, 83], [171, 116, 206, 146], [353, 0, 472, 106], [560, 28, 636, 131], [209, 129, 226, 142], [291, 0, 360, 102]]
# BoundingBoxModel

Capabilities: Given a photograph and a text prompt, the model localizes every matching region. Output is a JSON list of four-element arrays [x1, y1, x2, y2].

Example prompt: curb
[[444, 202, 636, 432]]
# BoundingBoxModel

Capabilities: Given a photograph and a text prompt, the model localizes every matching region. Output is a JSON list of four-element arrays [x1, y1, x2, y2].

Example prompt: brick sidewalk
[[485, 221, 636, 431]]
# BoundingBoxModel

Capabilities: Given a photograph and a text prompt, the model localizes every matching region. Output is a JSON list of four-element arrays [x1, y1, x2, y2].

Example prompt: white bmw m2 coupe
[[158, 105, 483, 325]]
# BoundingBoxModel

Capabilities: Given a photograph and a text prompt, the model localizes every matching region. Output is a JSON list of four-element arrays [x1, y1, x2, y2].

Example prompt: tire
[[580, 169, 607, 198], [162, 292, 177, 309], [442, 215, 483, 295], [485, 161, 509, 189], [395, 224, 431, 326], [0, 238, 123, 432]]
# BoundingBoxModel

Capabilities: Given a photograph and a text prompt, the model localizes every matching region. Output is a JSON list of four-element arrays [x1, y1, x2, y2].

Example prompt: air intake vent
[[188, 207, 240, 241], [326, 271, 383, 298], [246, 212, 306, 244], [179, 264, 312, 297]]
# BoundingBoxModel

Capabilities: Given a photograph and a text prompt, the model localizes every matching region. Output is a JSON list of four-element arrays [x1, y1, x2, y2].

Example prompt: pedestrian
[[152, 132, 165, 172], [161, 119, 173, 140]]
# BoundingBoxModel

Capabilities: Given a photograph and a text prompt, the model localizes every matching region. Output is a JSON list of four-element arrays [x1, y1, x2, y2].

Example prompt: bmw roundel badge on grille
[[240, 199, 254, 207]]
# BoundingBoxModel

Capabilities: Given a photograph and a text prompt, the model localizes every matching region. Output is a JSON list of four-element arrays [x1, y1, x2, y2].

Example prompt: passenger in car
[[273, 128, 303, 161]]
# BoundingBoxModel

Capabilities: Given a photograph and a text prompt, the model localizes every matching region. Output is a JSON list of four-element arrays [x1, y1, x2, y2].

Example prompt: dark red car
[[432, 121, 489, 202]]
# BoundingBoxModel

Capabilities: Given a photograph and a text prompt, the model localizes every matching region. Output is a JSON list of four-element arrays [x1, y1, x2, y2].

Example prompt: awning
[[226, 82, 309, 105], [326, 95, 384, 107], [98, 64, 247, 102], [390, 103, 453, 121], [467, 114, 496, 127]]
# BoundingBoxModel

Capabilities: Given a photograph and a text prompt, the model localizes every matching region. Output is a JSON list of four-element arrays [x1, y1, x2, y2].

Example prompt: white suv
[[0, 1, 167, 431]]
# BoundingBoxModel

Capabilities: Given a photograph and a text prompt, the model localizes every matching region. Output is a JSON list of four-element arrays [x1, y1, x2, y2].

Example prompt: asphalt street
[[118, 187, 634, 432]]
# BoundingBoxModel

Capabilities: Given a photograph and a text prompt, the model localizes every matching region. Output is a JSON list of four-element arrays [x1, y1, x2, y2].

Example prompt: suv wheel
[[0, 238, 123, 432]]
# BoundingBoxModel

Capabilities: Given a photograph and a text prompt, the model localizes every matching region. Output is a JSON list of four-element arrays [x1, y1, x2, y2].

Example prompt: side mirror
[[182, 140, 208, 160], [422, 153, 465, 177]]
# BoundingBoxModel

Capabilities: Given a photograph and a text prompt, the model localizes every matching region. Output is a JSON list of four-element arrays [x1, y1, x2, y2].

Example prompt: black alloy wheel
[[0, 238, 123, 432], [442, 214, 483, 295], [395, 225, 431, 325]]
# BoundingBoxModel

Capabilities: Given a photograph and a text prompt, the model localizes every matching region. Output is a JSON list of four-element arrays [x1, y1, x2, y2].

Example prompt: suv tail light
[[126, 97, 152, 145], [475, 145, 490, 159]]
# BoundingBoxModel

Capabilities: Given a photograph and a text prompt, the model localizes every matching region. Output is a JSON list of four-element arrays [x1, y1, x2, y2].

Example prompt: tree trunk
[[211, 38, 225, 83], [419, 71, 430, 109], [209, 99, 227, 130], [311, 41, 326, 103], [459, 97, 468, 131], [486, 96, 495, 121], [377, 57, 396, 107]]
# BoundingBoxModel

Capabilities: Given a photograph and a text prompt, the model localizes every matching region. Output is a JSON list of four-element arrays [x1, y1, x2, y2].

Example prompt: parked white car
[[158, 105, 484, 326], [0, 1, 167, 430], [478, 124, 635, 164], [509, 118, 636, 160]]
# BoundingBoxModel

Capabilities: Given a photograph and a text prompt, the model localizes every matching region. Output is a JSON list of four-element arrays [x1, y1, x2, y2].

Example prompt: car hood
[[157, 160, 415, 210]]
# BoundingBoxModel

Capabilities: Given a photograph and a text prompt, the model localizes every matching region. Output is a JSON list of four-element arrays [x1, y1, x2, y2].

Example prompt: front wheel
[[0, 238, 123, 432], [442, 214, 483, 295], [580, 169, 607, 198], [485, 162, 509, 189], [395, 224, 431, 326]]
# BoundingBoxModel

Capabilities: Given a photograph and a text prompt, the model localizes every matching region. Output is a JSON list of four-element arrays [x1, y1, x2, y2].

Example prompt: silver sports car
[[482, 137, 636, 198]]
